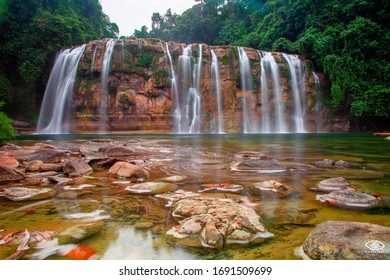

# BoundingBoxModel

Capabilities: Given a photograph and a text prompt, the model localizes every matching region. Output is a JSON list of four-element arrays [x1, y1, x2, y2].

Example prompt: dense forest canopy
[[0, 0, 118, 137], [134, 0, 390, 124]]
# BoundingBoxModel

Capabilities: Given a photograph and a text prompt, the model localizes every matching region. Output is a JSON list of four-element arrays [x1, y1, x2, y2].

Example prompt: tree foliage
[[135, 0, 389, 121], [0, 0, 118, 116]]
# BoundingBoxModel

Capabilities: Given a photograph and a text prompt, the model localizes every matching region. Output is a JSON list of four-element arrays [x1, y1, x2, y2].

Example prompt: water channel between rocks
[[0, 133, 389, 260]]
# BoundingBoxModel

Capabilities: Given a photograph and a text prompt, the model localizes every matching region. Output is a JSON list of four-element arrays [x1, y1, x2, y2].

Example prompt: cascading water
[[260, 51, 287, 133], [283, 53, 306, 133], [210, 50, 224, 133], [238, 47, 256, 133], [259, 51, 270, 133], [174, 44, 202, 133], [164, 43, 181, 132], [90, 43, 99, 76], [36, 44, 86, 134], [99, 39, 116, 133]]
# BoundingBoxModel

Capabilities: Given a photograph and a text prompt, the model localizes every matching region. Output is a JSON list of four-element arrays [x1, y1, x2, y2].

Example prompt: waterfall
[[313, 71, 324, 132], [174, 44, 202, 133], [283, 53, 306, 133], [99, 39, 116, 133], [36, 44, 86, 134], [237, 47, 256, 133], [165, 43, 181, 132], [210, 50, 224, 133], [260, 51, 287, 133], [259, 51, 270, 133], [90, 43, 99, 76]]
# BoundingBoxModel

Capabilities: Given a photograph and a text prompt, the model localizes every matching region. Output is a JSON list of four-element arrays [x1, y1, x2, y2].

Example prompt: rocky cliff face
[[72, 38, 336, 133]]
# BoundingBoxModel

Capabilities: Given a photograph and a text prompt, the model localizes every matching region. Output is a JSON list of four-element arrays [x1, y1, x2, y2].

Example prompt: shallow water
[[1, 133, 389, 260]]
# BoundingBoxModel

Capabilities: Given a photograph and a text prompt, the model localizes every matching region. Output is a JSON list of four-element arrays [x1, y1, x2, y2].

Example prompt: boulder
[[25, 160, 44, 172], [125, 182, 179, 195], [0, 165, 25, 182], [2, 187, 54, 201], [64, 160, 93, 177], [0, 156, 19, 169], [301, 221, 390, 260], [252, 180, 293, 197], [232, 160, 287, 172], [108, 161, 149, 179], [98, 146, 134, 157], [17, 149, 67, 163], [167, 197, 273, 249]]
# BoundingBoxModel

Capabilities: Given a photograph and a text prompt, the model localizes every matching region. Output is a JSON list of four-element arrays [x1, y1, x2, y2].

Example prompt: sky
[[100, 0, 196, 37]]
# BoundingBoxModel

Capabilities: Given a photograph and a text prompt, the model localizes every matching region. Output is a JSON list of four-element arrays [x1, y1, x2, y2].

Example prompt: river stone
[[199, 183, 243, 194], [39, 163, 63, 172], [234, 151, 269, 160], [167, 197, 273, 249], [108, 161, 149, 180], [125, 182, 179, 195], [64, 160, 92, 177], [312, 177, 352, 192], [317, 189, 378, 209], [17, 149, 67, 163], [252, 180, 293, 197], [2, 187, 54, 201], [0, 156, 19, 169], [57, 221, 105, 244], [234, 160, 287, 172], [301, 221, 390, 260], [25, 160, 44, 172], [0, 165, 25, 182], [98, 146, 134, 157]]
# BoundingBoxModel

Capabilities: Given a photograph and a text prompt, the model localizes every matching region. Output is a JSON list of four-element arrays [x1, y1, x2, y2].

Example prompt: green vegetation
[[134, 0, 389, 124], [0, 102, 17, 144], [0, 0, 118, 121]]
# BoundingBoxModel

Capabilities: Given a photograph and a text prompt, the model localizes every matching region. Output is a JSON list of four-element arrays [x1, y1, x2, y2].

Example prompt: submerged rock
[[311, 177, 352, 192], [315, 159, 351, 168], [0, 165, 25, 182], [1, 187, 54, 201], [252, 180, 293, 197], [231, 160, 287, 172], [64, 160, 92, 177], [234, 151, 269, 160], [98, 146, 134, 157], [167, 197, 273, 249], [199, 183, 243, 194], [108, 161, 149, 180], [125, 182, 179, 195], [316, 189, 378, 210], [300, 221, 390, 260]]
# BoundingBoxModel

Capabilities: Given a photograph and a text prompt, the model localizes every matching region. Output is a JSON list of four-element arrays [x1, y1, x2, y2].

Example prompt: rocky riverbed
[[0, 134, 389, 260]]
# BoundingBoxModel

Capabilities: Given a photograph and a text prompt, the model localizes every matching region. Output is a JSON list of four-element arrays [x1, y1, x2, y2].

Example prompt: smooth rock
[[0, 156, 19, 169], [316, 189, 378, 209], [64, 160, 93, 177], [233, 160, 287, 172], [25, 160, 44, 172], [125, 182, 179, 195], [2, 187, 54, 201], [108, 161, 149, 180], [252, 180, 293, 197], [98, 146, 134, 157], [0, 165, 25, 182], [301, 221, 390, 260], [17, 149, 67, 163], [312, 177, 352, 192]]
